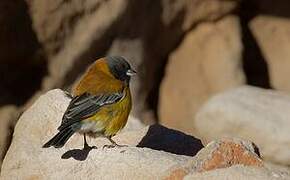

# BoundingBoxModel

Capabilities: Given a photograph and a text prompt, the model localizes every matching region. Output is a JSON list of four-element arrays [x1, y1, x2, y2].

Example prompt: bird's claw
[[102, 144, 128, 149], [102, 144, 115, 149], [83, 144, 97, 150]]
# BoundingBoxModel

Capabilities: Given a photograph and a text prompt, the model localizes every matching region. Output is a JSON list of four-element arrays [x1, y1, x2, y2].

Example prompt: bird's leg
[[83, 134, 89, 149], [83, 134, 97, 149], [103, 136, 128, 148]]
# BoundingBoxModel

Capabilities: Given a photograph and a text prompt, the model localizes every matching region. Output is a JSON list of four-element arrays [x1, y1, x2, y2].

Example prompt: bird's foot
[[103, 136, 128, 149], [102, 143, 128, 149], [83, 134, 97, 150], [83, 142, 97, 150]]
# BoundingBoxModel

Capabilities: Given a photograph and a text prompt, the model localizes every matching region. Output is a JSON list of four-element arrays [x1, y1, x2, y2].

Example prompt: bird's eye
[[126, 69, 137, 76]]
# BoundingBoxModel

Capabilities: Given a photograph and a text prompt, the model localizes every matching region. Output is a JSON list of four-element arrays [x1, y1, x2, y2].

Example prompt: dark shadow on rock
[[0, 0, 48, 106], [252, 142, 261, 158], [137, 124, 204, 156], [61, 145, 97, 161], [255, 0, 290, 18], [236, 1, 271, 89]]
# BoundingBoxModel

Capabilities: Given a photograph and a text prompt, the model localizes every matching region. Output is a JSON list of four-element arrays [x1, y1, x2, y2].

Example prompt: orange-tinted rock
[[162, 138, 263, 179], [194, 138, 263, 172], [163, 168, 189, 180]]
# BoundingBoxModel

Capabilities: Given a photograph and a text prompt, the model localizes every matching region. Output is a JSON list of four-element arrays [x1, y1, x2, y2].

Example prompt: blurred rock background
[[1, 0, 290, 172]]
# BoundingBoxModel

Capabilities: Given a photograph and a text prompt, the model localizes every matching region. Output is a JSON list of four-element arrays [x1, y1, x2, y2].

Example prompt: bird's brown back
[[72, 58, 124, 96]]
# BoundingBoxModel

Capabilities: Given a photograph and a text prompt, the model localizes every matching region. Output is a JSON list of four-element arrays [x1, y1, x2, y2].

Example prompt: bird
[[43, 56, 136, 149]]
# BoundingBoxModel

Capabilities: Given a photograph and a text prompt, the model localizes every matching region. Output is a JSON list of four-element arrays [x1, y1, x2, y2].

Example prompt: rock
[[163, 138, 263, 179], [265, 162, 290, 176], [184, 165, 290, 180], [122, 115, 145, 132], [159, 15, 245, 135], [162, 0, 237, 31], [25, 0, 237, 123], [195, 86, 290, 166], [164, 138, 290, 180], [2, 89, 287, 179], [190, 138, 263, 172], [0, 105, 19, 170], [0, 89, 204, 179], [2, 147, 190, 180], [250, 15, 290, 92], [164, 168, 189, 180]]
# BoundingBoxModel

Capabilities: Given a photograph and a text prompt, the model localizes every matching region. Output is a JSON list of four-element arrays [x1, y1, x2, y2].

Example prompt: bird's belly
[[79, 119, 104, 133], [81, 93, 131, 136]]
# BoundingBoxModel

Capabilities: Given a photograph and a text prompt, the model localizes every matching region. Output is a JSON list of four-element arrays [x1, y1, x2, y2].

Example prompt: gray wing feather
[[58, 92, 123, 131]]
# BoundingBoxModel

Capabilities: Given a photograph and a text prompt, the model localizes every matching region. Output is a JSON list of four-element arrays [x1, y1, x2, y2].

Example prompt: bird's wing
[[58, 92, 123, 131]]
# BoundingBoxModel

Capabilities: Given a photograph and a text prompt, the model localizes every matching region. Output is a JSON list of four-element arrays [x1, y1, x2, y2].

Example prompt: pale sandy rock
[[162, 0, 237, 30], [195, 86, 290, 165], [122, 115, 145, 132], [0, 105, 19, 170], [264, 162, 290, 176], [250, 16, 290, 92], [159, 15, 245, 135], [184, 165, 290, 180], [0, 89, 203, 179], [2, 146, 189, 180]]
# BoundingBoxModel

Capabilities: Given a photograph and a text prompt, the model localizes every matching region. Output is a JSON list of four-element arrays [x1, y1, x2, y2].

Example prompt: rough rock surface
[[195, 86, 290, 166], [0, 106, 19, 170], [0, 89, 204, 179], [184, 165, 290, 180], [163, 138, 263, 179], [2, 89, 289, 179], [250, 15, 290, 92], [159, 15, 245, 134], [190, 138, 263, 172]]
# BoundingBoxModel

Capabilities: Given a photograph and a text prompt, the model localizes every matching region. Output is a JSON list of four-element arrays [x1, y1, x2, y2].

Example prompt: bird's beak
[[126, 69, 137, 76]]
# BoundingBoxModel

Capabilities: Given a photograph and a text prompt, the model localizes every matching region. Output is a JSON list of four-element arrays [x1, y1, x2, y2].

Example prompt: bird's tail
[[42, 126, 76, 148]]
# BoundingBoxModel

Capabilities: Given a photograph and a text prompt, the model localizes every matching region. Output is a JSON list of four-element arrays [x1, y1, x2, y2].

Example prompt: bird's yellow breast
[[84, 87, 132, 136]]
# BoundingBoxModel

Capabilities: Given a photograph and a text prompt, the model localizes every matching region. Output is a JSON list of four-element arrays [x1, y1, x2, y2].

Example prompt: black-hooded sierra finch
[[43, 56, 136, 149]]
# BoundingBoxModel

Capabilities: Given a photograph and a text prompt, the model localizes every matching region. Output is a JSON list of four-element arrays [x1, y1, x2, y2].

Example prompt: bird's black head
[[106, 56, 136, 83]]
